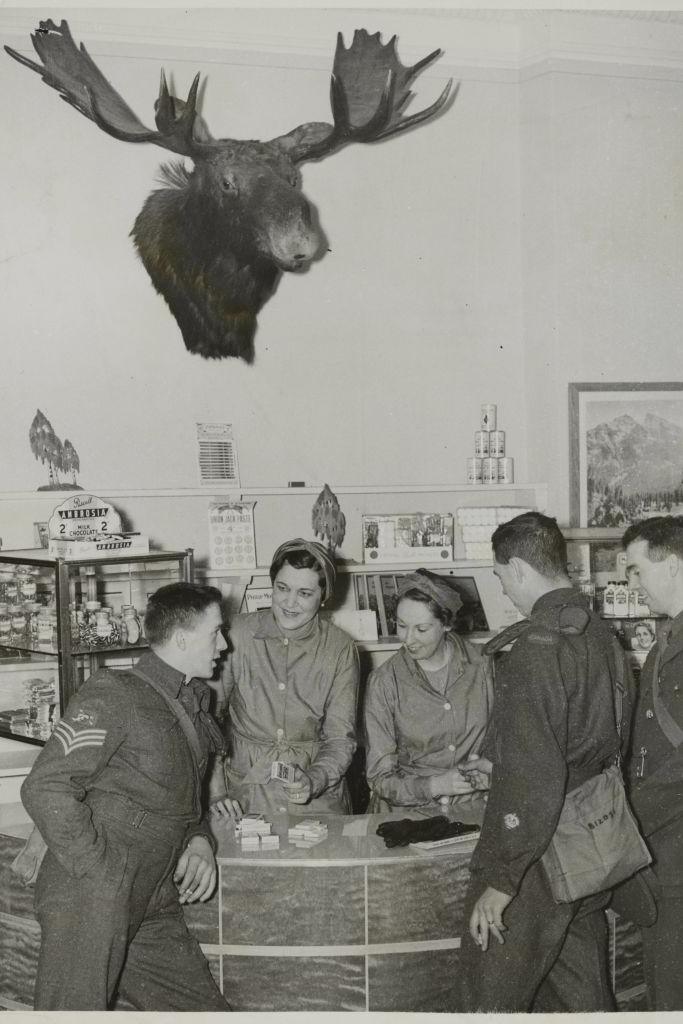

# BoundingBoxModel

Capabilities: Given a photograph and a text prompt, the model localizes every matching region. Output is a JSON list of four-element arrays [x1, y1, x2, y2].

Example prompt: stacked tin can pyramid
[[467, 404, 514, 485]]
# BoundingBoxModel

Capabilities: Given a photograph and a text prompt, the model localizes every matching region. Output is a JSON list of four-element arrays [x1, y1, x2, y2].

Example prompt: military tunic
[[459, 588, 621, 1012], [21, 650, 229, 1012], [210, 608, 359, 816], [363, 634, 493, 812], [627, 610, 683, 1010]]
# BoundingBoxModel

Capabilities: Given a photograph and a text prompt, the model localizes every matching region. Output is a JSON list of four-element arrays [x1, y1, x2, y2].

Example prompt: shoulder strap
[[131, 666, 203, 770]]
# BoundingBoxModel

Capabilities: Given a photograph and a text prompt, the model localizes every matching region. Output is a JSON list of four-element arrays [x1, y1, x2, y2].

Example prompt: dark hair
[[269, 549, 327, 599], [622, 516, 683, 561], [492, 511, 567, 577], [635, 621, 655, 638], [397, 588, 454, 628], [143, 582, 223, 646]]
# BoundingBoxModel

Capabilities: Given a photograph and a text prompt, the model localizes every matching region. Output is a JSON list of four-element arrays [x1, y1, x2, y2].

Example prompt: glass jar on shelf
[[26, 602, 43, 641], [94, 608, 117, 645], [0, 605, 11, 643], [85, 600, 102, 625], [10, 608, 27, 641], [121, 605, 142, 645], [36, 610, 56, 647], [19, 571, 38, 603]]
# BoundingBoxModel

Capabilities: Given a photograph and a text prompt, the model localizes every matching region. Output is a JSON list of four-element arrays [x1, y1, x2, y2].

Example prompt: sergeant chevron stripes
[[54, 720, 107, 756]]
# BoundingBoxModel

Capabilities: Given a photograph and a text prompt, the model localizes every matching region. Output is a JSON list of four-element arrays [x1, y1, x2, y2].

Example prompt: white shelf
[[240, 484, 547, 497], [198, 560, 494, 579], [0, 483, 547, 501]]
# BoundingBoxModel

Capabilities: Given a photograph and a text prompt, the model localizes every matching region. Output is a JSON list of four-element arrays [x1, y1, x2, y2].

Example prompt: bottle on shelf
[[603, 581, 616, 617]]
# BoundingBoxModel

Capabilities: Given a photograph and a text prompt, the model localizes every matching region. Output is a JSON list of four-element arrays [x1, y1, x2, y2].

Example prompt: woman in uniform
[[210, 538, 359, 818], [364, 569, 493, 813]]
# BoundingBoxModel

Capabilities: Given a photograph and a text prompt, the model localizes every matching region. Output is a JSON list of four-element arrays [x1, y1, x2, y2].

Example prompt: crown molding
[[3, 8, 683, 79]]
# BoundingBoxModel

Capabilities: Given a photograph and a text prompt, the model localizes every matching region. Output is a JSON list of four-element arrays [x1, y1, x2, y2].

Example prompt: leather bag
[[541, 763, 652, 904]]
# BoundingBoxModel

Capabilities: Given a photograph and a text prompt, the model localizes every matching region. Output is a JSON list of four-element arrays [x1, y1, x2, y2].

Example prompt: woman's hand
[[282, 766, 313, 804], [457, 755, 493, 791], [428, 767, 476, 798], [210, 797, 243, 825]]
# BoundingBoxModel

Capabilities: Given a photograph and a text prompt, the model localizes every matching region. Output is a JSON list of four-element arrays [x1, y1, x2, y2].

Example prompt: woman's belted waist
[[227, 724, 319, 784]]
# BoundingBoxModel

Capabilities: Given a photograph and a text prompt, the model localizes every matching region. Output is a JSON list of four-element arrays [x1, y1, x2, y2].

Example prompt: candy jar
[[121, 605, 142, 645]]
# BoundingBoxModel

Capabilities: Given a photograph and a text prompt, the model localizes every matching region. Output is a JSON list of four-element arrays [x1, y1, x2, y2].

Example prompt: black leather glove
[[376, 816, 479, 848]]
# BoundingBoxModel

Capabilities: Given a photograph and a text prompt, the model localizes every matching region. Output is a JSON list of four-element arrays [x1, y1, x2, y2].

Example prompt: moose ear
[[268, 122, 334, 161]]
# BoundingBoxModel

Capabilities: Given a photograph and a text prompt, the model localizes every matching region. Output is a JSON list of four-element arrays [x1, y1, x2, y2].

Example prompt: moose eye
[[221, 176, 238, 194]]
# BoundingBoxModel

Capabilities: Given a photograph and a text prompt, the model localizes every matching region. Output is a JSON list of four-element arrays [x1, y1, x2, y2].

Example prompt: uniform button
[[283, 638, 289, 646], [278, 683, 286, 691], [276, 728, 284, 737], [279, 806, 287, 813], [444, 702, 451, 711], [646, 709, 654, 719], [448, 744, 456, 752]]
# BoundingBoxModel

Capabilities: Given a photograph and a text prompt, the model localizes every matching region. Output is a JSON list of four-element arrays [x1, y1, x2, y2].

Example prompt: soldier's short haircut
[[492, 511, 567, 577], [144, 582, 223, 646], [622, 515, 683, 561]]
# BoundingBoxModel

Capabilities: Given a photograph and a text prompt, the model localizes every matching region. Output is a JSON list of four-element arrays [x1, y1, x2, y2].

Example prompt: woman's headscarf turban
[[270, 538, 337, 600], [397, 568, 463, 620]]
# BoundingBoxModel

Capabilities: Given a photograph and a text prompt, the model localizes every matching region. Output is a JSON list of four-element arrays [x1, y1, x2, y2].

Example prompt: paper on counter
[[342, 817, 370, 837]]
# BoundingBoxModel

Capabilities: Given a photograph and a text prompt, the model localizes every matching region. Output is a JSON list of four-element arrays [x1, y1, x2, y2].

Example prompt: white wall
[[521, 14, 683, 520], [1, 8, 682, 547]]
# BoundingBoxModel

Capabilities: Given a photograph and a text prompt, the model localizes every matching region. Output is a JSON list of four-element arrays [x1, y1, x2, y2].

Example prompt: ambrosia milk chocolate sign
[[48, 494, 123, 541]]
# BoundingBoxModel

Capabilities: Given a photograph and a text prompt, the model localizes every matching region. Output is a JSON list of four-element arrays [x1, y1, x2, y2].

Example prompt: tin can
[[466, 458, 483, 484], [474, 431, 490, 457], [498, 457, 514, 483], [481, 404, 497, 431], [482, 458, 499, 484], [489, 430, 506, 458]]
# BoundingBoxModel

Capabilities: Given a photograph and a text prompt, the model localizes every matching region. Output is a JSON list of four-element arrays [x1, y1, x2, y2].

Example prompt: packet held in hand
[[271, 760, 296, 783]]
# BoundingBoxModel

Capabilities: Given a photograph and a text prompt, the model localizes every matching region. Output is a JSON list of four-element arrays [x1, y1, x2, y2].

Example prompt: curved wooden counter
[[201, 800, 485, 1012], [0, 798, 647, 1011]]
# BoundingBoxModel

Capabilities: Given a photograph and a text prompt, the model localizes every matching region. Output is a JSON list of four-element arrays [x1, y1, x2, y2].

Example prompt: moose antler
[[4, 19, 213, 157], [285, 29, 455, 163]]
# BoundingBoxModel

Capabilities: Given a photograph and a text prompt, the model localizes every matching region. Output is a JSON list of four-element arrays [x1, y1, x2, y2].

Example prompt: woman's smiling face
[[396, 597, 449, 662], [271, 563, 322, 632]]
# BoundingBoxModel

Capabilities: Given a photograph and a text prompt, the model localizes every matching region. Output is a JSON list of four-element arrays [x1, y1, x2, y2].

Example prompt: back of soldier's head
[[492, 511, 567, 578]]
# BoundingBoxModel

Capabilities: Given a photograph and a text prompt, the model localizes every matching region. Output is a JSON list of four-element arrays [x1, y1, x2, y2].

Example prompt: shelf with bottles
[[0, 548, 193, 746]]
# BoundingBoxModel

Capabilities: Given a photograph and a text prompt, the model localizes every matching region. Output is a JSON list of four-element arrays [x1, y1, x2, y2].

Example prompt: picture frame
[[353, 570, 489, 639], [33, 522, 49, 549], [569, 382, 683, 527]]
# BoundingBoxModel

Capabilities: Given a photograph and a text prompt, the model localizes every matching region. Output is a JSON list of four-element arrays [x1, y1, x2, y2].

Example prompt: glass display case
[[0, 548, 193, 746]]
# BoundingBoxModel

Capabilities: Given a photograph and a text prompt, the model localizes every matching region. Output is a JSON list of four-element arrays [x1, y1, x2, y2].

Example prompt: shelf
[[200, 560, 495, 579], [0, 549, 190, 567], [0, 483, 548, 501], [240, 484, 547, 497], [0, 726, 45, 748]]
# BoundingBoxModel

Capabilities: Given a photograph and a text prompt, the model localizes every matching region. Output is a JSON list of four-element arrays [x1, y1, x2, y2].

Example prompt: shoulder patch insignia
[[503, 812, 520, 830], [53, 720, 106, 756], [71, 709, 96, 726]]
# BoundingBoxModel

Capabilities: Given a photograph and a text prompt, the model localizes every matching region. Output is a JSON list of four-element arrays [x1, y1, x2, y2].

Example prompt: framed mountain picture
[[569, 382, 683, 527]]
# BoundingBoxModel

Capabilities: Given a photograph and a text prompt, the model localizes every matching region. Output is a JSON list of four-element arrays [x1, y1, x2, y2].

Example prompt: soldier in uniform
[[458, 511, 622, 1012], [623, 516, 683, 1011], [20, 582, 237, 1011]]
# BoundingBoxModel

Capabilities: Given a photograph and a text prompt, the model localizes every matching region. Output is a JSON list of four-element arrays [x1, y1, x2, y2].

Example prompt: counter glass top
[[212, 797, 486, 866]]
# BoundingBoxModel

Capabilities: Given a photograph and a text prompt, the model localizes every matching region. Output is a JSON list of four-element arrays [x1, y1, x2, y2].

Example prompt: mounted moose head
[[5, 20, 454, 363]]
